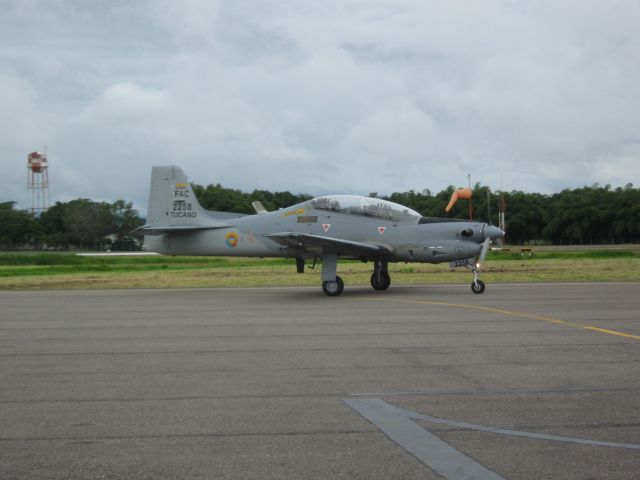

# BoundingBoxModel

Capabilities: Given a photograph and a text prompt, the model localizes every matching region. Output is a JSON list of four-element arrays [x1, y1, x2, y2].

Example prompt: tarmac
[[1, 282, 639, 479]]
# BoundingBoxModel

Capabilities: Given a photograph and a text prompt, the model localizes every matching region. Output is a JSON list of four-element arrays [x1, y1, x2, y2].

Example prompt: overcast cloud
[[1, 0, 639, 213]]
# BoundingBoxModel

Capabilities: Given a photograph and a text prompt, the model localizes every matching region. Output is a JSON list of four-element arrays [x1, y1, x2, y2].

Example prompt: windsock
[[445, 188, 472, 213]]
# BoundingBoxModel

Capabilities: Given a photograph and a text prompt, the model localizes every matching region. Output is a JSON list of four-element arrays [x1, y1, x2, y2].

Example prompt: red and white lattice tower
[[26, 151, 50, 215]]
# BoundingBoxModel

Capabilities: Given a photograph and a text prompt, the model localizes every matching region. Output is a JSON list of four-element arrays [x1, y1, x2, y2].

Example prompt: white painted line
[[349, 385, 640, 398], [345, 398, 505, 480], [397, 404, 640, 450], [347, 398, 640, 453]]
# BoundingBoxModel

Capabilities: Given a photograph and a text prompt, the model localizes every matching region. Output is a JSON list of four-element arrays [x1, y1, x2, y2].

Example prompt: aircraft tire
[[471, 279, 486, 294], [322, 276, 344, 296], [370, 271, 391, 290]]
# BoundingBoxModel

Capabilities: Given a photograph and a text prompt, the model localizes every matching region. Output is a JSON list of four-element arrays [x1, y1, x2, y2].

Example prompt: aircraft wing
[[264, 232, 391, 257]]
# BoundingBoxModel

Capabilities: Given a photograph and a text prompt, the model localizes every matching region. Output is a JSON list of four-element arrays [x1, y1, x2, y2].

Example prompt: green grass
[[0, 250, 638, 290], [0, 253, 292, 277], [488, 249, 639, 260], [0, 252, 293, 266]]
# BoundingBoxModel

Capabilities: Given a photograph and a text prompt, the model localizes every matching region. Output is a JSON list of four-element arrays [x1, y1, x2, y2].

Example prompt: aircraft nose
[[484, 225, 504, 241]]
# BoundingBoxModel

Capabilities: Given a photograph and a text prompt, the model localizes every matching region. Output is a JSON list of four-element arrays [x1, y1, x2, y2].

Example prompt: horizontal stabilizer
[[135, 224, 230, 236], [76, 252, 161, 257]]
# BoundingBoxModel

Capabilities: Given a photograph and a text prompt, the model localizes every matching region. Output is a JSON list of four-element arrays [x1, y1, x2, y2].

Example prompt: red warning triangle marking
[[322, 224, 331, 232], [378, 226, 386, 234]]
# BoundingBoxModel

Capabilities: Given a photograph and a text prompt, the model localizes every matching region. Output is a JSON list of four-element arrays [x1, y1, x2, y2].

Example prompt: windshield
[[309, 195, 420, 223]]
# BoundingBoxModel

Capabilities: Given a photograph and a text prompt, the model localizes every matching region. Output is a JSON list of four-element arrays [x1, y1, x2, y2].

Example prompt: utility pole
[[467, 174, 472, 220], [499, 193, 506, 234]]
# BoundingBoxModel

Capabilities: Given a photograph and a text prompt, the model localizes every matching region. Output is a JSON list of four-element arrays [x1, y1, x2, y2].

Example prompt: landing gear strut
[[370, 260, 391, 291], [471, 265, 486, 294], [319, 256, 392, 296], [321, 252, 344, 296]]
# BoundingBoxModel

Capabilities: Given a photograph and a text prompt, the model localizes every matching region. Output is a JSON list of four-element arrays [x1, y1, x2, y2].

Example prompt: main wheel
[[322, 275, 344, 296], [471, 279, 486, 294], [370, 271, 391, 290]]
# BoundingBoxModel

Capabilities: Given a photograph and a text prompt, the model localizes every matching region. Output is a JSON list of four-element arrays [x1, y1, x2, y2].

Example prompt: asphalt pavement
[[1, 283, 639, 479]]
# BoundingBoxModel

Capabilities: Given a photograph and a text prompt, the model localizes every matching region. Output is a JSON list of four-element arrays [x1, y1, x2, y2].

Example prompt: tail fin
[[140, 165, 229, 234]]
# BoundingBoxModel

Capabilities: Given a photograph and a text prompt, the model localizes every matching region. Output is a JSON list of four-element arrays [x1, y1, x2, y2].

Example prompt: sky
[[1, 0, 639, 214]]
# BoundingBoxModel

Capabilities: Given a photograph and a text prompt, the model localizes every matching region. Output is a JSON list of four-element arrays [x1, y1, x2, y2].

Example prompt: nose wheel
[[471, 267, 486, 294], [471, 279, 486, 294]]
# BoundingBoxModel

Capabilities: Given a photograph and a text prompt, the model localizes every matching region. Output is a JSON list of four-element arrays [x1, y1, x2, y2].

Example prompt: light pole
[[467, 174, 472, 220]]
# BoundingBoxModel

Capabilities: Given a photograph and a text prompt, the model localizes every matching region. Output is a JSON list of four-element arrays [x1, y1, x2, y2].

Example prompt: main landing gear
[[370, 260, 390, 291], [321, 255, 391, 296], [321, 253, 343, 297], [322, 276, 344, 296]]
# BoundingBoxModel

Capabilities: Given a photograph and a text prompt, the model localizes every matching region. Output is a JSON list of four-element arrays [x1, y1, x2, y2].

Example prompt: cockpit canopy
[[307, 195, 421, 223]]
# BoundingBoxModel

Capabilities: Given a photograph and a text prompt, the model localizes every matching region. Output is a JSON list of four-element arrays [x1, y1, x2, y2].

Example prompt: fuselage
[[144, 195, 497, 264], [141, 167, 505, 296]]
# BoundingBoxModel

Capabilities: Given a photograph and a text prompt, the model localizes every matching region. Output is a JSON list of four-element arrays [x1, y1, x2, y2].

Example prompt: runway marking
[[583, 326, 640, 340], [368, 298, 640, 341], [349, 385, 640, 398], [346, 399, 640, 453], [345, 399, 505, 480]]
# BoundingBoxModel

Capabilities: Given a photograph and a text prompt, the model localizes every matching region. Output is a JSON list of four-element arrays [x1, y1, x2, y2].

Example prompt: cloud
[[1, 0, 639, 214], [99, 83, 168, 111]]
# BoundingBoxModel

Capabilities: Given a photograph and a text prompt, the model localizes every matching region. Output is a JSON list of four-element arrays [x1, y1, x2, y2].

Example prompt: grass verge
[[0, 251, 638, 290]]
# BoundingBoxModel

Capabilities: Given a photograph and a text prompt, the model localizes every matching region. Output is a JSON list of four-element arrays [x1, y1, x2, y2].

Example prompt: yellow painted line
[[369, 298, 640, 341], [583, 326, 640, 341]]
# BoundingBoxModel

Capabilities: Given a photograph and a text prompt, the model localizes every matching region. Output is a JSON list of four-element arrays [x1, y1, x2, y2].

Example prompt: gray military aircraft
[[139, 166, 504, 296]]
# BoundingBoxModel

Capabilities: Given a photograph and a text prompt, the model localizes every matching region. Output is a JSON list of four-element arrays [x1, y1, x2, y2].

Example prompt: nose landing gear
[[468, 237, 491, 294], [471, 265, 486, 294]]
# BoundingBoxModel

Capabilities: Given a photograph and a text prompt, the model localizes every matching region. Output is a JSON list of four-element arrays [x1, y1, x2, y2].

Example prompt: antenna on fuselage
[[251, 201, 268, 214]]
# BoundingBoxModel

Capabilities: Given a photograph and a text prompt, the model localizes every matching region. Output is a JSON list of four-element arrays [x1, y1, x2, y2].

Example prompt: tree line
[[1, 183, 638, 250], [384, 183, 640, 244], [0, 199, 143, 250]]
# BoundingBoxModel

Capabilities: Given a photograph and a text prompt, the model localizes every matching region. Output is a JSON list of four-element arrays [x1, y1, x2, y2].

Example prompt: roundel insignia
[[322, 224, 331, 232], [225, 231, 240, 247], [378, 226, 386, 234]]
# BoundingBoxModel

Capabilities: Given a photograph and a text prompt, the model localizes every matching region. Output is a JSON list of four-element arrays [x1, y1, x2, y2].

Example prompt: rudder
[[146, 165, 213, 229]]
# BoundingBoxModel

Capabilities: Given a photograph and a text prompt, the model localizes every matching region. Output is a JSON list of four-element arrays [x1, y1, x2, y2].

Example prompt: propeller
[[477, 237, 491, 269], [477, 225, 504, 268], [492, 233, 504, 249]]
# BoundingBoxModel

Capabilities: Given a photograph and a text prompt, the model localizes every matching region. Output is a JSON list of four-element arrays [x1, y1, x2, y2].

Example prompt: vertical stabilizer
[[145, 166, 215, 229]]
